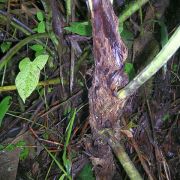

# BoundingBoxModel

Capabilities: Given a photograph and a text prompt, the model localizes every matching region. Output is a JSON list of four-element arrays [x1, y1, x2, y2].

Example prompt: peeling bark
[[87, 0, 128, 179]]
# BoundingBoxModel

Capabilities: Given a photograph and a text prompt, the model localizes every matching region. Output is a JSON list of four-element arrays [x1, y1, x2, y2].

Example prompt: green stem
[[66, 0, 71, 17], [0, 78, 61, 92], [118, 25, 180, 99], [41, 0, 59, 47], [119, 0, 149, 24], [43, 145, 70, 179], [0, 33, 49, 71], [108, 138, 143, 180]]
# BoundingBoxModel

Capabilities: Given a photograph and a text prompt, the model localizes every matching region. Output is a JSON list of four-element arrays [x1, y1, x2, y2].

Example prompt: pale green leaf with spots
[[33, 54, 49, 70], [15, 55, 49, 103]]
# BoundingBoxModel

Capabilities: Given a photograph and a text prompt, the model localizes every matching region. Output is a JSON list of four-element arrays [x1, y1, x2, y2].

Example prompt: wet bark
[[87, 0, 128, 179]]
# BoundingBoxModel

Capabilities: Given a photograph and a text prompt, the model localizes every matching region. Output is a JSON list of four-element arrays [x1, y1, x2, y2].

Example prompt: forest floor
[[0, 0, 179, 179]]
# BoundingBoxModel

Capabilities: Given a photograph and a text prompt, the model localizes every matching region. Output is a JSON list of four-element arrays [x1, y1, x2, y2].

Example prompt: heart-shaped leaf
[[15, 55, 49, 102], [37, 21, 46, 33]]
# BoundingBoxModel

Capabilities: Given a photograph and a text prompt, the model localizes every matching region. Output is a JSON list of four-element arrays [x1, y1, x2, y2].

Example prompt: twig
[[0, 78, 61, 92]]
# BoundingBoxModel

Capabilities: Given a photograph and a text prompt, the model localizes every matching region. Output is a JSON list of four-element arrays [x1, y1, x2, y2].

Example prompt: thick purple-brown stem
[[87, 0, 128, 179]]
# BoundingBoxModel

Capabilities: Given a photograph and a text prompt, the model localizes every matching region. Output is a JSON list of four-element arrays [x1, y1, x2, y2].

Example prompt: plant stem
[[0, 78, 61, 92], [66, 0, 71, 18], [119, 0, 149, 24], [118, 25, 180, 99], [0, 33, 49, 71], [108, 137, 143, 180]]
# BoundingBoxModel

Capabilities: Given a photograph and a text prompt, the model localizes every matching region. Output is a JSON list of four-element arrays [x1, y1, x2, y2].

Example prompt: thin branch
[[0, 78, 61, 92]]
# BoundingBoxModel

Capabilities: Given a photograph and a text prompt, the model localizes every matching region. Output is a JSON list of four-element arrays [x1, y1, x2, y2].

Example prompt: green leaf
[[159, 21, 168, 47], [59, 174, 66, 180], [30, 44, 44, 52], [162, 113, 170, 122], [19, 147, 29, 160], [30, 44, 45, 56], [0, 144, 4, 150], [63, 109, 76, 174], [15, 55, 49, 102], [5, 144, 16, 151], [64, 21, 92, 36], [121, 28, 134, 41], [37, 21, 46, 33], [16, 140, 26, 147], [0, 96, 12, 127], [19, 57, 31, 71], [15, 140, 29, 160], [35, 49, 45, 57], [173, 64, 178, 72], [37, 11, 44, 22], [1, 42, 12, 53], [120, 23, 134, 49], [0, 0, 7, 2], [64, 21, 133, 38], [77, 163, 95, 180], [124, 63, 135, 80], [33, 54, 49, 70]]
